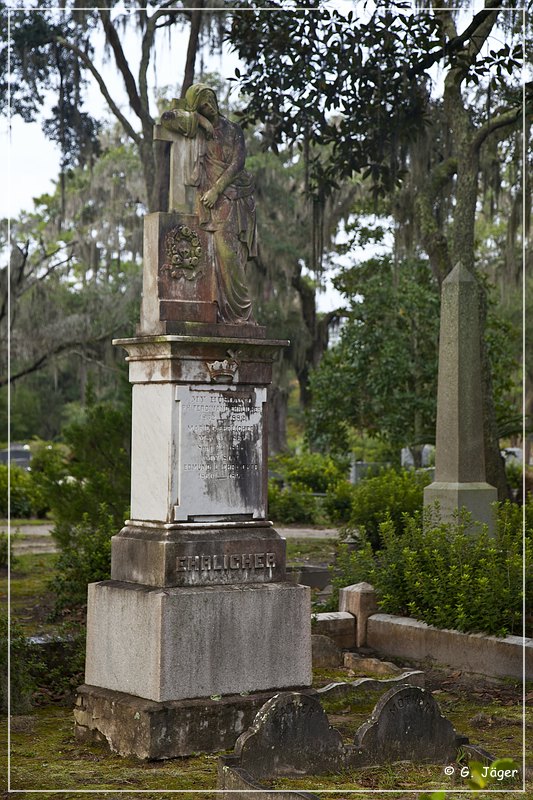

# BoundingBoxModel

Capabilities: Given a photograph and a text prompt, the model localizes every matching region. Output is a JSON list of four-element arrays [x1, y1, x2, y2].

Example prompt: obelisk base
[[424, 481, 497, 534], [74, 684, 315, 759]]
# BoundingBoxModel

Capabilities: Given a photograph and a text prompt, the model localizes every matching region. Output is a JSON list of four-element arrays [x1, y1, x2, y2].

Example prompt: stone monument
[[423, 262, 497, 532], [74, 84, 312, 759]]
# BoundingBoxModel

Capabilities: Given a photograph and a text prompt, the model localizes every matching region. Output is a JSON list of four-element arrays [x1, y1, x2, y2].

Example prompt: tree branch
[[409, 0, 501, 78], [473, 105, 524, 152], [55, 36, 142, 146], [139, 4, 178, 118], [98, 8, 151, 128], [181, 0, 204, 97]]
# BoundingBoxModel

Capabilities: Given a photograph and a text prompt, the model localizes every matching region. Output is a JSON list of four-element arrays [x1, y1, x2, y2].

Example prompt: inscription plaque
[[174, 384, 266, 521]]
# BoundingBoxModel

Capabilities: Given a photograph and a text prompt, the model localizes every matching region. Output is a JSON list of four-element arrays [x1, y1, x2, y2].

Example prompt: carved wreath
[[162, 224, 203, 280]]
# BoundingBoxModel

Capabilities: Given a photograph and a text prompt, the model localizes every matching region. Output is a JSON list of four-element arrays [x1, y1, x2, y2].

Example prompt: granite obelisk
[[423, 262, 497, 532]]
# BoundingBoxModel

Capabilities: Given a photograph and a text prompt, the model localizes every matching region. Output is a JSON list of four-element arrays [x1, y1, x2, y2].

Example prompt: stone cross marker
[[153, 123, 198, 214], [74, 84, 312, 759], [424, 262, 497, 532]]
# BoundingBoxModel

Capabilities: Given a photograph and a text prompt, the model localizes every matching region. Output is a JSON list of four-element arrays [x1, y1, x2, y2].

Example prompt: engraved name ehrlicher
[[176, 553, 276, 572]]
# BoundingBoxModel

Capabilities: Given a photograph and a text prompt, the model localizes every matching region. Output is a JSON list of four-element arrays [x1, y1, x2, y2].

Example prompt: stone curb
[[333, 583, 531, 681]]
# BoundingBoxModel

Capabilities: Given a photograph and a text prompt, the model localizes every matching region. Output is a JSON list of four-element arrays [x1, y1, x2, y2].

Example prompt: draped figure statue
[[161, 84, 256, 324]]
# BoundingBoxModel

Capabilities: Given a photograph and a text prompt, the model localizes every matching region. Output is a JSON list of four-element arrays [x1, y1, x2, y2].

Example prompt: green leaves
[[307, 256, 440, 454], [466, 758, 520, 789], [230, 3, 442, 197], [333, 498, 531, 637]]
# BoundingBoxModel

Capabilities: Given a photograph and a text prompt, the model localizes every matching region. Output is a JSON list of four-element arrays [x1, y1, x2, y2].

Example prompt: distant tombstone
[[234, 692, 346, 779], [354, 685, 458, 765]]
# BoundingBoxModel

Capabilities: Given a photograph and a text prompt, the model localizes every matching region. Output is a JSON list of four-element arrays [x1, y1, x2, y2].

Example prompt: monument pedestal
[[75, 685, 316, 760], [84, 580, 311, 703], [423, 481, 497, 530], [75, 336, 312, 758], [75, 94, 313, 758]]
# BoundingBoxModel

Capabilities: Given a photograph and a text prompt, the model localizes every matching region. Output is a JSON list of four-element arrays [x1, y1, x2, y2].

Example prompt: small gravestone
[[354, 685, 458, 765], [234, 692, 346, 779]]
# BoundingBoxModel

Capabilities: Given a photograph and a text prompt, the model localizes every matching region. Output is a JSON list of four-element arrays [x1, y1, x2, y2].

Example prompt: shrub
[[332, 501, 531, 636], [268, 480, 320, 525], [267, 451, 348, 524], [269, 451, 348, 493], [48, 506, 115, 617], [1, 464, 29, 518], [505, 460, 521, 495], [341, 467, 432, 549], [30, 622, 86, 704], [0, 615, 35, 713], [31, 401, 130, 550], [323, 479, 356, 524], [0, 533, 8, 568]]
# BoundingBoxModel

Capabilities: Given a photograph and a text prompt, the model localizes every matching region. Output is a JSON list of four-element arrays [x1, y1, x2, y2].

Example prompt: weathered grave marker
[[232, 692, 346, 779], [354, 685, 458, 765], [218, 686, 466, 794], [74, 84, 312, 758]]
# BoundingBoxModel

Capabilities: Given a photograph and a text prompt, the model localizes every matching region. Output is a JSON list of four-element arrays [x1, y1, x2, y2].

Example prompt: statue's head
[[184, 84, 219, 120]]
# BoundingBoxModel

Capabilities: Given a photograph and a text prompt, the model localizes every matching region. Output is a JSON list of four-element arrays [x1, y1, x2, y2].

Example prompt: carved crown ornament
[[162, 224, 203, 280], [206, 356, 239, 384]]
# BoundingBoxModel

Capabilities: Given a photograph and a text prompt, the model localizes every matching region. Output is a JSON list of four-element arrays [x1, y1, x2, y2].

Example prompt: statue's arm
[[213, 124, 246, 193], [161, 108, 199, 138], [201, 123, 247, 210]]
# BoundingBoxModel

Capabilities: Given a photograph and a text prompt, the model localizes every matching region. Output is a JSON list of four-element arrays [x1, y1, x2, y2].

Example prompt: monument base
[[424, 481, 498, 534], [85, 580, 312, 702], [74, 684, 314, 759]]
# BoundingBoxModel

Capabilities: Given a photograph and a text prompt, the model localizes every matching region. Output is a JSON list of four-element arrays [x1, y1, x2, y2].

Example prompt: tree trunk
[[267, 385, 288, 454], [181, 1, 204, 97], [446, 80, 509, 500]]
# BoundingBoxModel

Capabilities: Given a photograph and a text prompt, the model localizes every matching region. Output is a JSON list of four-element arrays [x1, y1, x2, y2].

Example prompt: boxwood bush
[[332, 500, 531, 636], [340, 467, 432, 549]]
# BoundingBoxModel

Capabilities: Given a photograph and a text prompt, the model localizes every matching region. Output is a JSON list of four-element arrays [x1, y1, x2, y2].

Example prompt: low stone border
[[337, 583, 532, 681], [367, 614, 531, 680]]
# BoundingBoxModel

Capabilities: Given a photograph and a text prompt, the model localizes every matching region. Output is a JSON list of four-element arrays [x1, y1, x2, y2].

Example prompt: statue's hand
[[201, 188, 220, 209], [198, 115, 214, 139]]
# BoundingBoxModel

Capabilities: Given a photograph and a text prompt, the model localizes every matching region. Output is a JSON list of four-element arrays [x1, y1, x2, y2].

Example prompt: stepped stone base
[[75, 684, 314, 759], [424, 481, 497, 533], [85, 580, 312, 703]]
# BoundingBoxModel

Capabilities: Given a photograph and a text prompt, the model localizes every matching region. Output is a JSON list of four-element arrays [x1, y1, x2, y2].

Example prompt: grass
[[285, 537, 336, 565], [2, 550, 531, 797], [4, 706, 220, 797], [1, 552, 59, 635], [3, 663, 530, 796]]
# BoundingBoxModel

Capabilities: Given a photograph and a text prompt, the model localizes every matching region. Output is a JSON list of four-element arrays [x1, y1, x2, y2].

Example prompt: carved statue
[[161, 84, 256, 324]]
